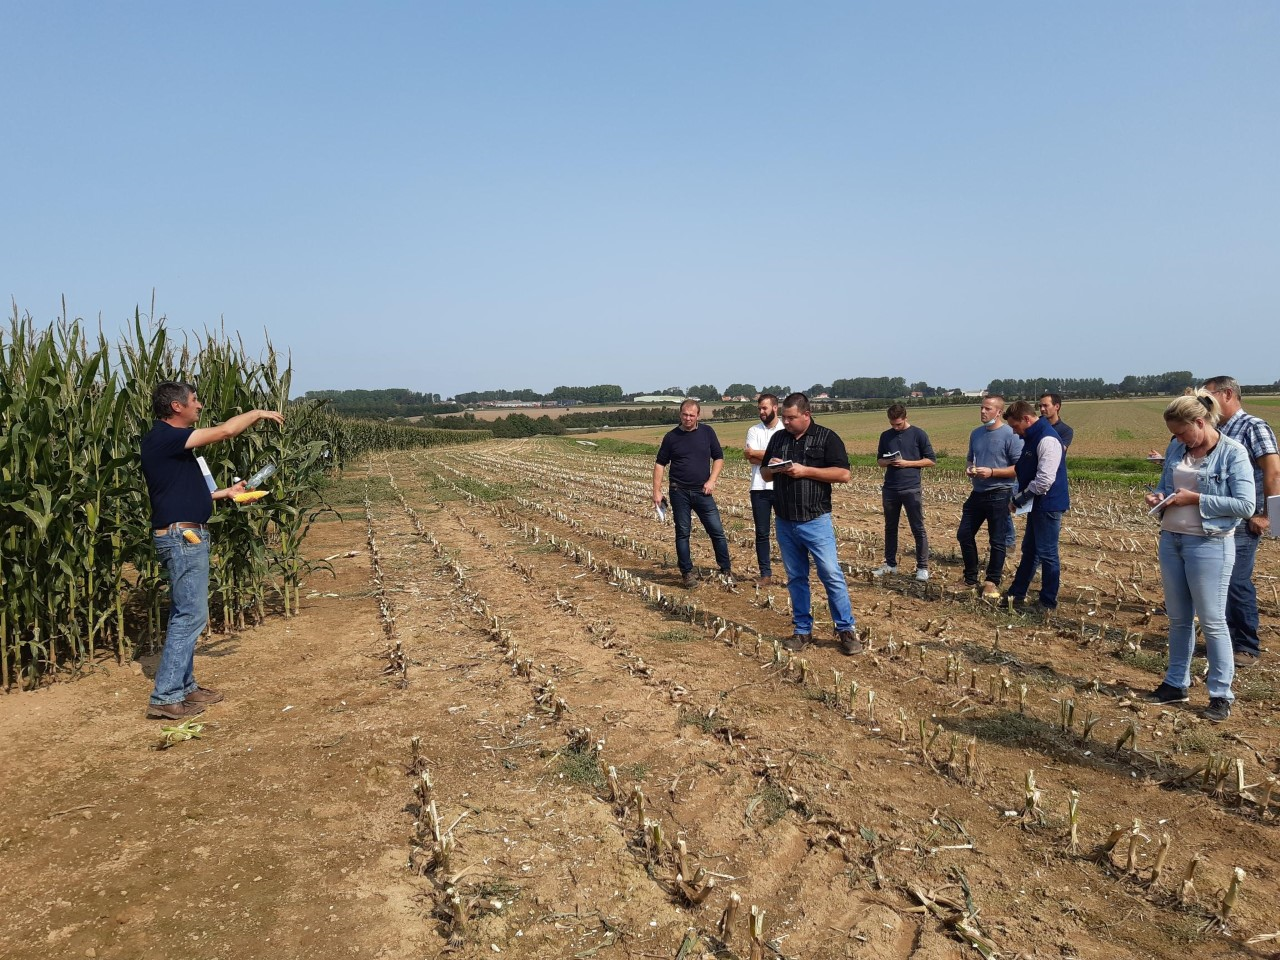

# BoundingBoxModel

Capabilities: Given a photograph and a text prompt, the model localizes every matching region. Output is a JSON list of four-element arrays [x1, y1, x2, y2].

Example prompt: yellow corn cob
[[182, 529, 202, 544], [233, 490, 270, 504]]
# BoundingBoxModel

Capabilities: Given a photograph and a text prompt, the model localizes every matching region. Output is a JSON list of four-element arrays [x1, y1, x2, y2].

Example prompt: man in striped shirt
[[762, 393, 860, 655], [1201, 376, 1279, 667]]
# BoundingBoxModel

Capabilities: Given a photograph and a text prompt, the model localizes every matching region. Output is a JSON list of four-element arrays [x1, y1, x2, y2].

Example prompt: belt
[[154, 522, 209, 536]]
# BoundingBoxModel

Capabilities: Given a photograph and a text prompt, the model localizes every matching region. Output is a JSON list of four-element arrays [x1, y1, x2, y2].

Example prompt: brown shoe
[[184, 686, 224, 704], [781, 633, 811, 652], [146, 699, 206, 721], [838, 630, 864, 656], [756, 575, 772, 588], [682, 571, 698, 588]]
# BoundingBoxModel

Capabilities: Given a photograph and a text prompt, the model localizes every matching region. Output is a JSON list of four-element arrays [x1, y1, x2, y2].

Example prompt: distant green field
[[575, 395, 1280, 476]]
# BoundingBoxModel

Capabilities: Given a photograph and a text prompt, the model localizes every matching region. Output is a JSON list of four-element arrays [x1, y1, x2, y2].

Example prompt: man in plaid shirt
[[1202, 376, 1279, 667]]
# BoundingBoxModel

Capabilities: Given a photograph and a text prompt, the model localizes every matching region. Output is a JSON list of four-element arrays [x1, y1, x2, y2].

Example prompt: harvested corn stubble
[[1202, 867, 1245, 933], [1148, 833, 1171, 887], [718, 892, 740, 943], [1180, 853, 1201, 905], [749, 905, 766, 960], [1066, 790, 1080, 855]]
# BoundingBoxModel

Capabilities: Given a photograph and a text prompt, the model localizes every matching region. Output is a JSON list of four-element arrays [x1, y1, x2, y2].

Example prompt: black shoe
[[1144, 682, 1189, 705], [837, 630, 863, 656], [1202, 697, 1232, 723], [682, 571, 698, 588], [1233, 651, 1260, 669], [781, 633, 811, 652]]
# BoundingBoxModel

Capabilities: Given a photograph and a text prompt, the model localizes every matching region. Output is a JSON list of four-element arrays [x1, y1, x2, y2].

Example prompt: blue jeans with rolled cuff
[[150, 527, 211, 706]]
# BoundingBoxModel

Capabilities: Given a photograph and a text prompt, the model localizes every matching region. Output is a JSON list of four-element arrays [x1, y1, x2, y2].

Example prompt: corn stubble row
[[0, 309, 487, 691]]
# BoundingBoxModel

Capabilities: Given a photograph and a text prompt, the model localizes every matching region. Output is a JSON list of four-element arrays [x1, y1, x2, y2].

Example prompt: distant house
[[962, 390, 985, 398], [814, 392, 830, 400], [910, 391, 924, 399]]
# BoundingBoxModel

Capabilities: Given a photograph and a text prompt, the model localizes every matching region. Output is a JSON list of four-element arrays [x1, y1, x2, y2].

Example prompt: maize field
[[0, 308, 488, 690]]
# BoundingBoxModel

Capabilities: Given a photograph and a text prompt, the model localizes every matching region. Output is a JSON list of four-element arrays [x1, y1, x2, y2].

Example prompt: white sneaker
[[915, 568, 930, 582], [872, 564, 897, 577]]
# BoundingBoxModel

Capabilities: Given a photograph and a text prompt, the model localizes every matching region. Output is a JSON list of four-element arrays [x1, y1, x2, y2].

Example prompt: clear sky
[[4, 2, 1277, 398]]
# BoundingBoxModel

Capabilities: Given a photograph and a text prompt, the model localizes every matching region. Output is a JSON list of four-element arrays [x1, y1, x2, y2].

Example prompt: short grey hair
[[1201, 375, 1241, 399]]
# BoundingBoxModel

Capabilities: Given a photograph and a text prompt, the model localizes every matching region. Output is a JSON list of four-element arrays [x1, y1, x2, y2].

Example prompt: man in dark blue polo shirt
[[141, 381, 284, 720], [653, 399, 734, 587], [1038, 393, 1074, 448]]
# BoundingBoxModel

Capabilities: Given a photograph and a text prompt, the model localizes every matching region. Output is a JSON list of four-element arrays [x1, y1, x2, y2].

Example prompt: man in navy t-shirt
[[653, 398, 734, 587], [140, 381, 284, 720], [874, 404, 936, 581]]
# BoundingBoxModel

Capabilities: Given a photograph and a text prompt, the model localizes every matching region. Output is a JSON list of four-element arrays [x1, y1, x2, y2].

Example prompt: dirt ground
[[3, 439, 1279, 960]]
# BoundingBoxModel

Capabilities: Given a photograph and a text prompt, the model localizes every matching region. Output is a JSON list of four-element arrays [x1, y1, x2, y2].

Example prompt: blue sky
[[4, 2, 1277, 398]]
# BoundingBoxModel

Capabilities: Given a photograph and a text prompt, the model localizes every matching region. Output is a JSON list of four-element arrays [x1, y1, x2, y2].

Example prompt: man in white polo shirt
[[744, 393, 785, 587]]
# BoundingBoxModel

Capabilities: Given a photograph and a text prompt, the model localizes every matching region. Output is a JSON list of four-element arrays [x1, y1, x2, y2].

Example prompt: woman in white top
[[1143, 391, 1255, 722]]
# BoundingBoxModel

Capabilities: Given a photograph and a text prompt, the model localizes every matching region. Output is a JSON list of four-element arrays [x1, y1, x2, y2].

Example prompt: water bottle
[[245, 462, 277, 490]]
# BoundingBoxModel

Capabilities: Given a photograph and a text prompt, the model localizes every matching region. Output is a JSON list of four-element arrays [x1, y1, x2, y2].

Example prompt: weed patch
[[746, 784, 790, 826]]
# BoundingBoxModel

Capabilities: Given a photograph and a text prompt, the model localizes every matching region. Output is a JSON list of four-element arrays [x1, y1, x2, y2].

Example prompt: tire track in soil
[[388, 448, 1280, 959]]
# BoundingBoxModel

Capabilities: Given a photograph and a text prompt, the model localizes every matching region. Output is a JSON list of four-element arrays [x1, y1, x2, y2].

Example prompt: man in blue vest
[[1003, 399, 1069, 610]]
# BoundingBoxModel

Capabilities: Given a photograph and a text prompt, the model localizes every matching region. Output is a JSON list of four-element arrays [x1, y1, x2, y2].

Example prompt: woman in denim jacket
[[1144, 391, 1255, 722]]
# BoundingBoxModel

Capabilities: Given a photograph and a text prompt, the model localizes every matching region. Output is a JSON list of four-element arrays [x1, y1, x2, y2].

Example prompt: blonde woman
[[1144, 391, 1255, 722]]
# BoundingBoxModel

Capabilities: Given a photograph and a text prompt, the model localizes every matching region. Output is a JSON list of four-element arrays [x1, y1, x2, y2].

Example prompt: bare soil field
[[3, 437, 1279, 960]]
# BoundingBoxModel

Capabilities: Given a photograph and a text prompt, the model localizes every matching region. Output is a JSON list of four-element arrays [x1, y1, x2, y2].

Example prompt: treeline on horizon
[[300, 371, 1279, 432]]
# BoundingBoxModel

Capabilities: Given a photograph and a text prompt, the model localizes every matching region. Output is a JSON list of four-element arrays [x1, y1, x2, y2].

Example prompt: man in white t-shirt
[[744, 393, 786, 586]]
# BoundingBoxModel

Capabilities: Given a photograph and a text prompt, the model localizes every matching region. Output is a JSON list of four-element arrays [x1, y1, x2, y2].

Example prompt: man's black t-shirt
[[655, 423, 724, 489], [141, 421, 212, 528]]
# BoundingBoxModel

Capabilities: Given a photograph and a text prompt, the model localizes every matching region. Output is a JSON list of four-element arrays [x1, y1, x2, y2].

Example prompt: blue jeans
[[1227, 527, 1261, 657], [150, 528, 211, 705], [956, 488, 1013, 586], [1159, 531, 1235, 701], [775, 514, 855, 635], [669, 487, 731, 575], [882, 487, 928, 569], [1008, 509, 1062, 607], [750, 490, 774, 577]]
